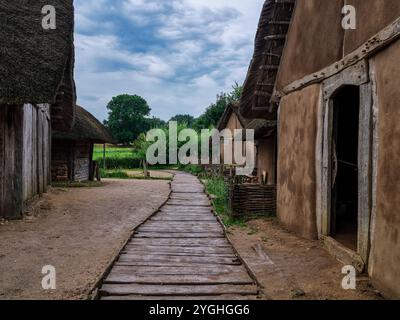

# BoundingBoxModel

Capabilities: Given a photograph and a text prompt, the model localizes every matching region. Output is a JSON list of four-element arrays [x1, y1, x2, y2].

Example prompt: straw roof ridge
[[53, 105, 114, 144]]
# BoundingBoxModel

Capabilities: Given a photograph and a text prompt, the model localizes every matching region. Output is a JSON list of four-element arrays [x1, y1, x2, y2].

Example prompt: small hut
[[0, 1, 75, 219], [52, 106, 114, 182], [217, 103, 250, 168]]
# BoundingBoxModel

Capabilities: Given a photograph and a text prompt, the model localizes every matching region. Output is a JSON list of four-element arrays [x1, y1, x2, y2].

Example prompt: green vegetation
[[103, 94, 163, 145], [203, 176, 246, 228], [93, 145, 141, 169], [193, 83, 242, 131], [178, 164, 204, 176], [95, 84, 243, 178], [100, 169, 130, 179]]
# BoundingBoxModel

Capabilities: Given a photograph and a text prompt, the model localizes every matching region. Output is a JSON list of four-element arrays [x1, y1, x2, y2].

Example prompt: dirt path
[[99, 172, 259, 300], [0, 179, 170, 300], [228, 219, 382, 300]]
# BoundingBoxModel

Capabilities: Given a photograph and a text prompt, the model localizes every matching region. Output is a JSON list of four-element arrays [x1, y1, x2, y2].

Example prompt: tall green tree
[[169, 114, 195, 127], [104, 94, 151, 145], [193, 83, 243, 131]]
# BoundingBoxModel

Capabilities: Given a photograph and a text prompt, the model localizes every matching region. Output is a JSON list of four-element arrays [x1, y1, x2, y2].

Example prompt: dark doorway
[[330, 86, 360, 251]]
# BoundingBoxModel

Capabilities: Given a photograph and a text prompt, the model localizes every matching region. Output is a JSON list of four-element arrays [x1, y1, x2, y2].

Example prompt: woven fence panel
[[229, 184, 276, 218]]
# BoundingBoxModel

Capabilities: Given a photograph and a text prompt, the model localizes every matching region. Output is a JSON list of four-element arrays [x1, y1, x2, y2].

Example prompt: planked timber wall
[[51, 139, 93, 182], [0, 104, 51, 219]]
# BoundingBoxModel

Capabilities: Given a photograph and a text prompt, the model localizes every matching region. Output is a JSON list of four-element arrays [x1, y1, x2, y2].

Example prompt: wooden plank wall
[[0, 105, 24, 218], [73, 140, 92, 181], [20, 104, 51, 205]]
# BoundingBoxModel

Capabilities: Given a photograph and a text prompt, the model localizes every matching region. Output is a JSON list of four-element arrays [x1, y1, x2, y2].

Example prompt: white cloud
[[74, 0, 265, 121]]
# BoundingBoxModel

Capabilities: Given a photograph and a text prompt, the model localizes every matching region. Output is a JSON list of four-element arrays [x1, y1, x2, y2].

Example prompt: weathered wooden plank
[[150, 217, 217, 222], [31, 107, 38, 196], [144, 222, 222, 228], [111, 265, 247, 275], [137, 226, 223, 233], [104, 272, 253, 285], [170, 195, 209, 200], [22, 104, 33, 201], [157, 212, 215, 216], [162, 206, 212, 210], [37, 109, 44, 195], [119, 254, 240, 265], [123, 246, 235, 256], [100, 284, 258, 296], [167, 202, 210, 206], [128, 238, 231, 247], [0, 107, 5, 217], [135, 232, 224, 239], [122, 250, 235, 258]]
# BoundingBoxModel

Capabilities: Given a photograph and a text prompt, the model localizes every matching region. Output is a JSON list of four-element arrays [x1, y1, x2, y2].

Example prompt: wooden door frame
[[319, 60, 373, 270]]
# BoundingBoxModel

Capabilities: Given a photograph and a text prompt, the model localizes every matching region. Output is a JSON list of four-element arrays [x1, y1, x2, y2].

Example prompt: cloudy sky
[[74, 0, 264, 121]]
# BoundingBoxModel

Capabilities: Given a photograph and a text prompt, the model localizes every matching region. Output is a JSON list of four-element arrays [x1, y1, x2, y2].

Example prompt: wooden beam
[[275, 17, 400, 99]]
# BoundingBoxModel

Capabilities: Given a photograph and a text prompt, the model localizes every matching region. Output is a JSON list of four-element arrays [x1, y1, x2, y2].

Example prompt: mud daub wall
[[0, 104, 51, 219], [276, 0, 400, 90], [277, 84, 320, 240], [369, 41, 400, 298]]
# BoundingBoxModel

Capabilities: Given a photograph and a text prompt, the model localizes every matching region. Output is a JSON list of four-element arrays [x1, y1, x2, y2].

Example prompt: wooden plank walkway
[[99, 172, 259, 300]]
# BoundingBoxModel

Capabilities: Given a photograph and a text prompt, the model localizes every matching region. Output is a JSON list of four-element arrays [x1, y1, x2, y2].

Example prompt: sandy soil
[[228, 219, 382, 300], [0, 179, 170, 300]]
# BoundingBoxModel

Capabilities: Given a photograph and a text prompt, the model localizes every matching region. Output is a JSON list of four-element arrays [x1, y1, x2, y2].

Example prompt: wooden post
[[143, 160, 149, 178], [103, 143, 106, 170]]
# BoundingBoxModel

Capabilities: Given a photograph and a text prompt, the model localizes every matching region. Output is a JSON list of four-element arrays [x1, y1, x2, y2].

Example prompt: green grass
[[100, 169, 131, 179], [203, 177, 246, 228], [93, 145, 136, 160], [93, 145, 142, 169]]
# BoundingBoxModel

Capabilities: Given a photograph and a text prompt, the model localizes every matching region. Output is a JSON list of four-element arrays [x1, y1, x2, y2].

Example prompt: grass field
[[93, 145, 136, 161], [93, 145, 141, 169]]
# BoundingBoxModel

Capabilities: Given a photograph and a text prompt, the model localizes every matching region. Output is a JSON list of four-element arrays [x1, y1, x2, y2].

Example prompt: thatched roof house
[[53, 106, 114, 143], [217, 103, 250, 132], [52, 106, 114, 182], [0, 1, 75, 219], [243, 0, 400, 298]]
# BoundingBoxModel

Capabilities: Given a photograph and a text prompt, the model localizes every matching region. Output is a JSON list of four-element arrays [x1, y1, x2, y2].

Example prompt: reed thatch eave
[[53, 105, 114, 144], [239, 0, 296, 120]]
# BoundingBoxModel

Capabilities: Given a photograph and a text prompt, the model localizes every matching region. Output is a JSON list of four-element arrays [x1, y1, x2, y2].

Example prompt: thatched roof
[[53, 106, 114, 144], [240, 0, 295, 119], [217, 103, 251, 131], [0, 1, 76, 131]]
